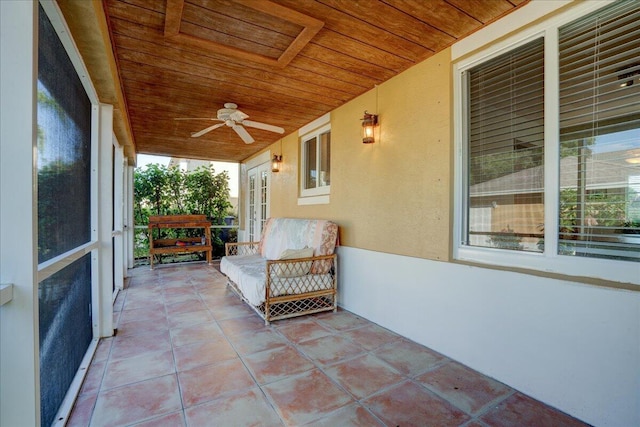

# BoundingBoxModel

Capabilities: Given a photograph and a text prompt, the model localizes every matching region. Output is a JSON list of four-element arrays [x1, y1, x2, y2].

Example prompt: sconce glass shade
[[361, 111, 378, 143], [271, 154, 282, 172]]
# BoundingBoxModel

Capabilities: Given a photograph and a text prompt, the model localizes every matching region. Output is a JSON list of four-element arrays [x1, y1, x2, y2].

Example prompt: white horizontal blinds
[[559, 1, 640, 261], [466, 38, 545, 252]]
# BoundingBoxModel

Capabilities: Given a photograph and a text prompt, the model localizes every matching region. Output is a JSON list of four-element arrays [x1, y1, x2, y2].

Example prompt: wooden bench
[[148, 215, 212, 269]]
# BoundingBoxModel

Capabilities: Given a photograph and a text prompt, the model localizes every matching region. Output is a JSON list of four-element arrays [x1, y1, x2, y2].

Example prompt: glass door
[[246, 162, 270, 242]]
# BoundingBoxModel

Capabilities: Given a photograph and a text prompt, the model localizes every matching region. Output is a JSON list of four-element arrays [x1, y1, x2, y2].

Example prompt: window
[[455, 1, 640, 282], [558, 2, 640, 261], [465, 38, 545, 252], [300, 123, 331, 199]]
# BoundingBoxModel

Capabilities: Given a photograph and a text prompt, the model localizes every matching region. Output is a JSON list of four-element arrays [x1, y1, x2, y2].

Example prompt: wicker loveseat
[[221, 218, 338, 324]]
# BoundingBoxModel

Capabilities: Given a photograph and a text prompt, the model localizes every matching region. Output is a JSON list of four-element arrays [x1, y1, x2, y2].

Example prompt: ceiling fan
[[176, 103, 285, 144]]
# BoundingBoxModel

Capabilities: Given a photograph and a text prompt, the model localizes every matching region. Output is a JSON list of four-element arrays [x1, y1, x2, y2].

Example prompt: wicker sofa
[[221, 218, 338, 324]]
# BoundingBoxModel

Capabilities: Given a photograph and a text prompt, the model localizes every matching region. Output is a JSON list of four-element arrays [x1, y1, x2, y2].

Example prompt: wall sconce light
[[361, 111, 378, 144], [271, 154, 282, 172]]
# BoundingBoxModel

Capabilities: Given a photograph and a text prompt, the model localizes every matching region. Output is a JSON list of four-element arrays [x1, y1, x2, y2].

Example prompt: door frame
[[241, 151, 272, 242]]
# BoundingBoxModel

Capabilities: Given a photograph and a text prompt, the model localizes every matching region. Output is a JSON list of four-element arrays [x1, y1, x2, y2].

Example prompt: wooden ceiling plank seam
[[187, 0, 303, 37], [384, 0, 482, 39], [121, 76, 327, 118], [115, 50, 342, 109], [178, 21, 286, 59], [444, 0, 513, 25], [132, 121, 285, 140], [379, 0, 458, 40], [113, 40, 355, 103], [271, 0, 434, 62], [444, 0, 530, 43], [134, 132, 276, 149], [311, 29, 414, 73], [121, 82, 327, 122], [297, 43, 398, 81], [122, 89, 317, 128], [287, 56, 376, 91], [106, 0, 165, 30], [233, 0, 324, 34], [122, 84, 327, 122], [116, 60, 333, 115], [135, 125, 286, 144], [117, 0, 166, 14], [180, 3, 294, 53], [316, 0, 454, 52]]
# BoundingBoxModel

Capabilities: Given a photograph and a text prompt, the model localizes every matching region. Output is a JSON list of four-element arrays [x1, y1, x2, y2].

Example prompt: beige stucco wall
[[253, 48, 452, 261]]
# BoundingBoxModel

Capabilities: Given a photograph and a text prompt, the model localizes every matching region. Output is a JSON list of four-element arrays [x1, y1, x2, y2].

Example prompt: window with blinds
[[559, 1, 640, 261], [466, 38, 545, 252]]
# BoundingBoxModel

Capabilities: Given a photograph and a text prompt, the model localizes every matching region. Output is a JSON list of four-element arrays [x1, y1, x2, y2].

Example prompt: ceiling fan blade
[[174, 118, 220, 121], [232, 124, 255, 144], [242, 119, 285, 134], [191, 123, 225, 138]]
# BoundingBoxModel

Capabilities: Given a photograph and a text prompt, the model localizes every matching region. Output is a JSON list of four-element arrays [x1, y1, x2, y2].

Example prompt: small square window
[[300, 124, 330, 198]]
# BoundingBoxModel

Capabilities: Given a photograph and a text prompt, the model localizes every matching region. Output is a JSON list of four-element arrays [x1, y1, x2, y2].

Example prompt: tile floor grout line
[[471, 388, 519, 420]]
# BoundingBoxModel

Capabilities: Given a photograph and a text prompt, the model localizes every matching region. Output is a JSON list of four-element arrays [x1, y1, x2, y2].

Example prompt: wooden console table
[[148, 214, 212, 269]]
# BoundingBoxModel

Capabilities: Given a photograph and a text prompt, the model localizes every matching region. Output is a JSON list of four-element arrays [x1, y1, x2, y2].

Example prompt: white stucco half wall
[[337, 246, 640, 427]]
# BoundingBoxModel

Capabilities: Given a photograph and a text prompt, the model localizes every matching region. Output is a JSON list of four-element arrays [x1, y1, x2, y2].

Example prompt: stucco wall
[[268, 49, 452, 261]]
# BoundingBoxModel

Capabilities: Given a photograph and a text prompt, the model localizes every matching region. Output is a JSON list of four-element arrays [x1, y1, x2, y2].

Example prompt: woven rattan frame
[[224, 242, 337, 324]]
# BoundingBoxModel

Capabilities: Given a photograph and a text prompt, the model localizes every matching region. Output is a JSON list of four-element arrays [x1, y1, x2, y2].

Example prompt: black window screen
[[38, 255, 92, 427], [37, 4, 91, 264], [37, 5, 93, 426]]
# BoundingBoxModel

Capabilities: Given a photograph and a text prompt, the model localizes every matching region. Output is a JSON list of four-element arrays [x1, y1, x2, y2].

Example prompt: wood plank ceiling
[[103, 0, 528, 163]]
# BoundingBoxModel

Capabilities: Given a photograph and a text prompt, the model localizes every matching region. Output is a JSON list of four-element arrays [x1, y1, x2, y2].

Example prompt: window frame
[[299, 122, 331, 200], [453, 1, 640, 285]]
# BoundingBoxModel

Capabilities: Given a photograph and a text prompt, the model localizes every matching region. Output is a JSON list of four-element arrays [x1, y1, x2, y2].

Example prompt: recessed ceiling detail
[[164, 0, 324, 68]]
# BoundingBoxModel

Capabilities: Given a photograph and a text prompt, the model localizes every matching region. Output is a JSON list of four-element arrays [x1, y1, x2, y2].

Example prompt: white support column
[[126, 163, 135, 269], [0, 2, 40, 426], [122, 157, 130, 277], [113, 140, 125, 290], [92, 104, 114, 338]]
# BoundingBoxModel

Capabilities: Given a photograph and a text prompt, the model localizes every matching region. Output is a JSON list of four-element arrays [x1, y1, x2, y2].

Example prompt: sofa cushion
[[260, 218, 338, 270], [274, 247, 313, 277], [220, 253, 334, 306]]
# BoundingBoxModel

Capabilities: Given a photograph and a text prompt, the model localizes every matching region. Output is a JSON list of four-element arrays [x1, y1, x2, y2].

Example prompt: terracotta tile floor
[[68, 262, 588, 427]]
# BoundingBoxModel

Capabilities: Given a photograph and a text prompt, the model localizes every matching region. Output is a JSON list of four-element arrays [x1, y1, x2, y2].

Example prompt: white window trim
[[453, 1, 640, 285], [299, 121, 331, 202]]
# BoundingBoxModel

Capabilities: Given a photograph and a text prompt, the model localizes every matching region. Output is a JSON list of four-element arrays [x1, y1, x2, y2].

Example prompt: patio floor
[[68, 262, 587, 427]]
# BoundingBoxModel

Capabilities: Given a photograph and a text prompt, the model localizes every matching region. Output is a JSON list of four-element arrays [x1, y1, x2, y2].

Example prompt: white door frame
[[242, 151, 272, 242]]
